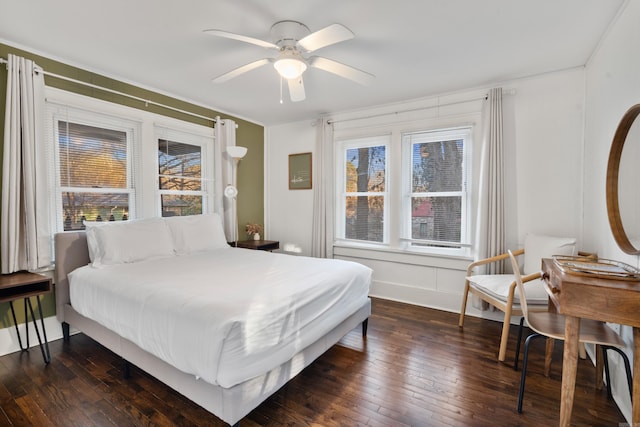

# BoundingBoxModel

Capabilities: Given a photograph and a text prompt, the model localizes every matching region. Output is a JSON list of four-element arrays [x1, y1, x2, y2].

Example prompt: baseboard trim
[[0, 316, 64, 357]]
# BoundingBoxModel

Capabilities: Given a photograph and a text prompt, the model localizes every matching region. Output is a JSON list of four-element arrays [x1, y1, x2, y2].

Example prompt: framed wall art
[[288, 152, 312, 190]]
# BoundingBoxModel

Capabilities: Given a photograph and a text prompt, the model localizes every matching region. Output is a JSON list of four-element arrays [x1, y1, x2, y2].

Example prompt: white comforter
[[68, 247, 371, 388]]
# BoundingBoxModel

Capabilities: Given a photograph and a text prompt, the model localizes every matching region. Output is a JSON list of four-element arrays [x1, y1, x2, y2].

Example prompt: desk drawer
[[542, 267, 562, 308]]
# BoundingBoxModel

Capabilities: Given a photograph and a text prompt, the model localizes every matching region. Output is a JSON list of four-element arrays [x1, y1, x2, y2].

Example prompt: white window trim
[[155, 125, 213, 216], [46, 101, 140, 232], [44, 87, 215, 233], [335, 134, 391, 245], [333, 114, 480, 260], [400, 126, 473, 257]]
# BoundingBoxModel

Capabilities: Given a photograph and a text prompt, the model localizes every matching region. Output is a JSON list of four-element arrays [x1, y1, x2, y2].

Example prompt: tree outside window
[[58, 121, 132, 230], [158, 139, 203, 217], [405, 127, 470, 250], [344, 145, 386, 242]]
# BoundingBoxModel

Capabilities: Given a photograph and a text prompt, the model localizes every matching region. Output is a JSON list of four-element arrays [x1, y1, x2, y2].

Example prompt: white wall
[[583, 0, 640, 420], [508, 69, 585, 243], [265, 67, 585, 317], [584, 1, 640, 266], [264, 120, 316, 255]]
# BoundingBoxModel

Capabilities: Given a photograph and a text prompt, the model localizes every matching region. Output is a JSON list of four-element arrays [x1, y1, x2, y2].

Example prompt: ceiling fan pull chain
[[280, 76, 284, 104]]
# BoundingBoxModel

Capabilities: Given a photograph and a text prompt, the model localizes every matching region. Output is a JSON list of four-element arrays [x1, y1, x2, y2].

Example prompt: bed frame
[[54, 231, 371, 426]]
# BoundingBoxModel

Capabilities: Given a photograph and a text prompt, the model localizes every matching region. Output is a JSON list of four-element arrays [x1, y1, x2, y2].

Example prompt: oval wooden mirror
[[606, 104, 640, 255]]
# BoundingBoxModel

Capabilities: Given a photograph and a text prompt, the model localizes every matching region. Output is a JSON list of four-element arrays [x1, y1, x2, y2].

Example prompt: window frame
[[335, 134, 390, 245], [47, 103, 140, 232], [155, 126, 212, 217], [333, 117, 477, 259], [44, 87, 215, 235], [401, 126, 472, 257]]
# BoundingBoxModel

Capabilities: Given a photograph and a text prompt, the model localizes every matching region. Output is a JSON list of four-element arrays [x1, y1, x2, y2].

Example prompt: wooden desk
[[235, 240, 279, 251], [0, 271, 53, 364], [541, 258, 640, 426]]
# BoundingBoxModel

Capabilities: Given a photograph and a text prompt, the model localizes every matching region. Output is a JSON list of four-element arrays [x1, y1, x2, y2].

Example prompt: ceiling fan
[[204, 20, 375, 102]]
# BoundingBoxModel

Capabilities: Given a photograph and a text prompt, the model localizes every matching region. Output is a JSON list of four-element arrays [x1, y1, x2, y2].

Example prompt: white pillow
[[89, 218, 174, 267], [164, 213, 229, 255], [84, 221, 102, 263], [84, 220, 112, 263], [523, 233, 576, 275]]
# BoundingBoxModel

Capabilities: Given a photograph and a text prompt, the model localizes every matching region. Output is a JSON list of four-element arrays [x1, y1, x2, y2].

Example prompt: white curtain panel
[[212, 118, 224, 224], [311, 117, 334, 258], [1, 54, 50, 274], [215, 118, 238, 242], [474, 87, 505, 274]]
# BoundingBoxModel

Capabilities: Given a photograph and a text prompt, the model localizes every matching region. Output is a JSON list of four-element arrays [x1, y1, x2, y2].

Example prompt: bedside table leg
[[27, 296, 51, 364], [8, 301, 25, 350]]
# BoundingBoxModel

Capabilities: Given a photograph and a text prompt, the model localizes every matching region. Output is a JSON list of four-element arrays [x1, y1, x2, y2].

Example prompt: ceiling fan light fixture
[[274, 57, 307, 80]]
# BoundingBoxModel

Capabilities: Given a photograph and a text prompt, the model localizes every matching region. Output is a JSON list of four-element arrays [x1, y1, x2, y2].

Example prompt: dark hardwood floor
[[0, 298, 626, 426]]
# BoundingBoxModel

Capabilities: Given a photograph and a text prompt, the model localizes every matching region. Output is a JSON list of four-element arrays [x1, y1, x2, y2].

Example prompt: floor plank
[[0, 298, 626, 426]]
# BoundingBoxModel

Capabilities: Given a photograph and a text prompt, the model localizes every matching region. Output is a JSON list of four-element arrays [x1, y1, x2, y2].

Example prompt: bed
[[54, 214, 371, 426]]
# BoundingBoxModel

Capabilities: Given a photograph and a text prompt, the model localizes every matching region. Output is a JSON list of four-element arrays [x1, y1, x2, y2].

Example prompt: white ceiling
[[0, 0, 625, 126]]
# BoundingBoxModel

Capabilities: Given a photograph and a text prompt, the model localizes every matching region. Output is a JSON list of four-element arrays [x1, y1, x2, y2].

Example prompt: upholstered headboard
[[54, 231, 90, 322]]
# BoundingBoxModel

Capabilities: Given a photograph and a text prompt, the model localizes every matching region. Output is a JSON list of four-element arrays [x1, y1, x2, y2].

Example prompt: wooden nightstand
[[0, 271, 53, 364], [235, 240, 280, 251]]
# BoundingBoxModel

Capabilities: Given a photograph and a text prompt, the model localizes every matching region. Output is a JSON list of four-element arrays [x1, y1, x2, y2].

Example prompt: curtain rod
[[327, 96, 488, 125], [1, 57, 221, 125], [327, 89, 516, 125]]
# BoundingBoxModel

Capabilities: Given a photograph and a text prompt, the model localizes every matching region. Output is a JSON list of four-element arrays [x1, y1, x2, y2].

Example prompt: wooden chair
[[458, 234, 576, 362], [507, 250, 632, 413]]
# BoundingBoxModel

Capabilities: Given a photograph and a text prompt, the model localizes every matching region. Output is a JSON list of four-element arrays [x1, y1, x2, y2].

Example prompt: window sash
[[158, 139, 203, 191], [155, 127, 210, 217], [60, 189, 133, 229], [49, 106, 139, 232], [344, 194, 386, 243], [403, 127, 471, 252], [336, 135, 389, 244]]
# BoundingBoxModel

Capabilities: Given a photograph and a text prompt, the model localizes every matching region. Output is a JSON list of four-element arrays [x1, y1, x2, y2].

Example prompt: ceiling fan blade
[[212, 58, 272, 83], [203, 29, 278, 49], [308, 56, 375, 86], [298, 24, 354, 52], [288, 77, 306, 102]]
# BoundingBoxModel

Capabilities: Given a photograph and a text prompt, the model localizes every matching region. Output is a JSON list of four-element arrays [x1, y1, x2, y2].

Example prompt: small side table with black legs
[[0, 271, 53, 364]]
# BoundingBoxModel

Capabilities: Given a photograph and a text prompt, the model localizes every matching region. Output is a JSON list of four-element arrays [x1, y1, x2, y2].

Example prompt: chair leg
[[458, 281, 471, 328], [595, 344, 605, 391], [602, 347, 613, 399], [544, 338, 554, 377], [514, 317, 525, 371], [602, 345, 633, 400], [579, 342, 587, 359], [498, 304, 514, 362], [518, 333, 543, 413]]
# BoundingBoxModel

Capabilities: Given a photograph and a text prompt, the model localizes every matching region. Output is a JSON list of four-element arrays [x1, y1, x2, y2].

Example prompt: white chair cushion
[[468, 274, 549, 304], [523, 233, 576, 275]]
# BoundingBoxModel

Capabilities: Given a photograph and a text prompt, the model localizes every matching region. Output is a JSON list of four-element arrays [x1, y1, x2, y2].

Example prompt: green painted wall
[[0, 43, 264, 328]]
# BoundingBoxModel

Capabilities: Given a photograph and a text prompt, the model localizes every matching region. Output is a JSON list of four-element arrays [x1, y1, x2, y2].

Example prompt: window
[[157, 127, 209, 217], [403, 127, 471, 252], [335, 126, 472, 257], [50, 109, 137, 231], [45, 88, 215, 234], [336, 135, 389, 244]]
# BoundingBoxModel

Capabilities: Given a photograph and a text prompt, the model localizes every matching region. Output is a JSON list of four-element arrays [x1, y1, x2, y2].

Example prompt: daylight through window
[[335, 126, 472, 257], [57, 120, 134, 231], [158, 139, 204, 217], [404, 128, 470, 250]]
